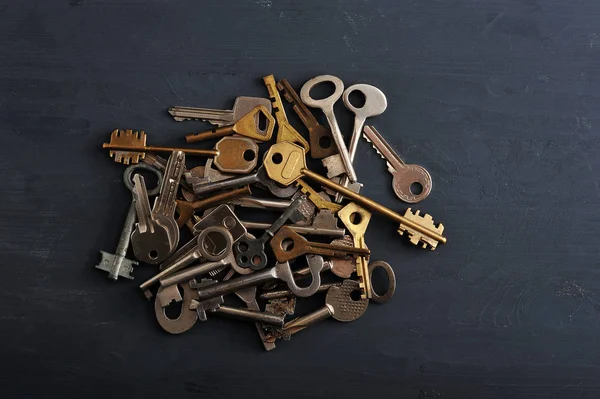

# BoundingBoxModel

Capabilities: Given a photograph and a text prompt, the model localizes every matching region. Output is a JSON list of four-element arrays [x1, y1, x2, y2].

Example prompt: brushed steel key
[[168, 96, 272, 126], [130, 151, 185, 264], [363, 125, 432, 203], [96, 163, 163, 280]]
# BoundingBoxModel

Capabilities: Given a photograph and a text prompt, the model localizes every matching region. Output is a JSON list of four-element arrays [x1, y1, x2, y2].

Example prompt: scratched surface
[[1, 0, 600, 398]]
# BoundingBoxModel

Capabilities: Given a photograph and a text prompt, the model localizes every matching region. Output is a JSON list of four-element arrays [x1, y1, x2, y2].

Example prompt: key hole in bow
[[319, 136, 332, 150], [349, 212, 363, 225], [410, 182, 423, 195], [164, 286, 185, 319], [202, 231, 229, 258], [257, 111, 268, 132], [371, 266, 390, 297], [347, 90, 366, 109], [271, 153, 283, 164], [350, 290, 362, 301], [243, 149, 256, 162], [149, 250, 159, 260], [130, 170, 160, 193], [309, 81, 336, 100], [281, 238, 295, 252]]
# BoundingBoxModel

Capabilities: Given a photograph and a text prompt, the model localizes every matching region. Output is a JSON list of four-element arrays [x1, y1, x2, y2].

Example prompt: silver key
[[362, 125, 432, 203], [96, 164, 163, 280], [168, 96, 272, 126], [300, 75, 357, 183], [191, 165, 298, 198], [130, 151, 185, 264], [193, 255, 325, 301]]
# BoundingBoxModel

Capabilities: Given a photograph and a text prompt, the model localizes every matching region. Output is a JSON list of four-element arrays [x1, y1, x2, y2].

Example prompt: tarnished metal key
[[130, 151, 185, 264], [168, 96, 272, 126]]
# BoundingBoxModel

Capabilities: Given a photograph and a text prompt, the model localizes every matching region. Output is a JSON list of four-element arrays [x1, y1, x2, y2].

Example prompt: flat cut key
[[363, 125, 432, 203], [277, 79, 337, 159], [130, 151, 185, 264], [168, 96, 272, 126]]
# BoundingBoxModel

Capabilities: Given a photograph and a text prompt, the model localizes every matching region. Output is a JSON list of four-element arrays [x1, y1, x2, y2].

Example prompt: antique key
[[102, 129, 218, 164], [185, 105, 275, 143], [338, 203, 372, 298], [212, 137, 258, 174], [264, 279, 368, 343], [168, 96, 272, 126], [263, 141, 446, 249], [277, 79, 337, 159], [130, 151, 185, 264], [269, 226, 370, 263], [263, 74, 310, 152], [234, 196, 306, 270], [155, 281, 199, 334], [300, 75, 357, 182], [96, 163, 163, 280], [363, 125, 432, 203]]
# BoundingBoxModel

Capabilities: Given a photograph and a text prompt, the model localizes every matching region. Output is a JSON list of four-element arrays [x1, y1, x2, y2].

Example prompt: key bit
[[185, 105, 275, 143], [103, 129, 218, 164], [189, 279, 224, 321], [398, 208, 445, 249]]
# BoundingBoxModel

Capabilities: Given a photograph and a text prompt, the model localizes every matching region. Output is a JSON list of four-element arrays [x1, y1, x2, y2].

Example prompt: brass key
[[103, 129, 218, 164], [277, 79, 337, 159], [270, 226, 370, 263], [263, 74, 310, 152], [185, 105, 275, 143], [338, 202, 372, 298], [263, 141, 447, 249]]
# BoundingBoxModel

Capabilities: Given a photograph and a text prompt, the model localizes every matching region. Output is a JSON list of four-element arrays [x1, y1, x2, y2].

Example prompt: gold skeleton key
[[263, 141, 447, 249], [103, 129, 218, 164], [263, 74, 310, 153], [338, 203, 372, 298], [185, 105, 275, 143]]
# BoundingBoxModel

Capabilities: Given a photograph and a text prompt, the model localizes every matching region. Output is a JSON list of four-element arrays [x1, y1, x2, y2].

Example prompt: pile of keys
[[96, 74, 447, 350]]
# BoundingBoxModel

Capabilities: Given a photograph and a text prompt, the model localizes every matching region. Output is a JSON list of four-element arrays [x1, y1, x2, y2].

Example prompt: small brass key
[[269, 226, 370, 263], [338, 202, 372, 298], [263, 141, 446, 249]]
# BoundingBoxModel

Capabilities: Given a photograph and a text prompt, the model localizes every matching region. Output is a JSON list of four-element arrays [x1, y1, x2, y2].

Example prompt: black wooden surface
[[1, 1, 600, 397]]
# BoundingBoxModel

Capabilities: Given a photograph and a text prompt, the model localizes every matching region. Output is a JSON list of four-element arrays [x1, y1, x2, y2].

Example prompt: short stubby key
[[96, 163, 163, 280], [168, 96, 272, 126], [131, 151, 185, 264], [363, 125, 432, 203]]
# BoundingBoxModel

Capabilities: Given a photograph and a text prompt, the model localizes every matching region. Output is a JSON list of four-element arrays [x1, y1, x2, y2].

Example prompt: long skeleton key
[[363, 125, 432, 203], [130, 151, 185, 264], [277, 79, 337, 159], [234, 196, 306, 270], [269, 226, 370, 263], [300, 75, 357, 183], [168, 96, 272, 126], [102, 129, 217, 164], [338, 203, 372, 298], [96, 164, 163, 280], [185, 105, 275, 143], [264, 279, 368, 343], [263, 74, 310, 152], [263, 141, 446, 249]]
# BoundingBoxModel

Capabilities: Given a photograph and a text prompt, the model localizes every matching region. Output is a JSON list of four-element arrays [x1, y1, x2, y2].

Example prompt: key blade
[[153, 151, 186, 217], [133, 174, 154, 234], [362, 126, 404, 171], [277, 79, 319, 129], [168, 106, 234, 125]]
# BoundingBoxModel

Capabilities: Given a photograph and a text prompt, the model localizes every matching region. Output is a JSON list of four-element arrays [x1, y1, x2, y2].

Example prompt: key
[[331, 84, 387, 202], [155, 280, 199, 335], [233, 285, 277, 351], [168, 96, 272, 126], [277, 79, 337, 159], [242, 218, 345, 238], [299, 75, 357, 182], [102, 129, 218, 164], [193, 255, 325, 301], [264, 279, 368, 343], [260, 282, 342, 300], [191, 164, 298, 199], [96, 163, 163, 280], [363, 125, 432, 203], [294, 179, 342, 212], [263, 141, 447, 249], [234, 196, 306, 270], [185, 105, 275, 143], [190, 279, 285, 326], [142, 153, 194, 193], [338, 203, 372, 298], [212, 137, 258, 174], [175, 185, 251, 228], [269, 226, 369, 263], [130, 151, 185, 264], [184, 158, 234, 191], [263, 74, 310, 152], [327, 235, 363, 278], [368, 260, 397, 304]]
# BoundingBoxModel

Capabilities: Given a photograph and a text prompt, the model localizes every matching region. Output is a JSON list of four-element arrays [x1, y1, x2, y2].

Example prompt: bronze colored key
[[185, 105, 275, 143], [103, 129, 218, 164], [270, 226, 370, 263], [277, 79, 337, 159], [263, 74, 310, 153], [263, 141, 447, 249], [174, 185, 252, 228], [213, 137, 258, 174], [338, 202, 372, 298]]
